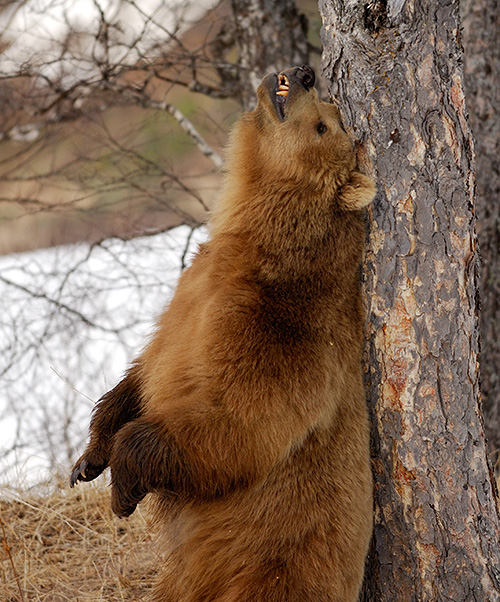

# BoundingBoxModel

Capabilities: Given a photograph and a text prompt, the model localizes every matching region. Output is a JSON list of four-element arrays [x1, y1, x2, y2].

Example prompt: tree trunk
[[318, 1, 500, 599], [461, 0, 500, 458], [231, 0, 309, 110]]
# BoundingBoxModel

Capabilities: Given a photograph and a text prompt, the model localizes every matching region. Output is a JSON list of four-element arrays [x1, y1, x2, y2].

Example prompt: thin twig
[[0, 274, 121, 335], [180, 226, 199, 272], [50, 366, 95, 404], [0, 513, 26, 602]]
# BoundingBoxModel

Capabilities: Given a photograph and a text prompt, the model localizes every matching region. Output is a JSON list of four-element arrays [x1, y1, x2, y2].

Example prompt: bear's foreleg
[[109, 418, 174, 517], [70, 364, 143, 487], [108, 404, 300, 517]]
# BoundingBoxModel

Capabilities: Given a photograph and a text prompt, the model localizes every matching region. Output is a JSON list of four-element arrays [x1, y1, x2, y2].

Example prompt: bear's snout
[[280, 65, 315, 91], [263, 65, 316, 122]]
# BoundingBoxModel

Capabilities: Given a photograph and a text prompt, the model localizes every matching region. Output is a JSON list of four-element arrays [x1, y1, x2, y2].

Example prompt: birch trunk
[[319, 1, 500, 599]]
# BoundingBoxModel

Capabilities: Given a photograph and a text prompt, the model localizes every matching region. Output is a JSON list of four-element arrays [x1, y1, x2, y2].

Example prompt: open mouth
[[267, 66, 315, 122], [274, 74, 289, 121]]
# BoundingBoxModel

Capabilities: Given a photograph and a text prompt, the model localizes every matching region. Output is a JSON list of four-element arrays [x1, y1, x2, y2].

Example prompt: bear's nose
[[293, 65, 315, 90]]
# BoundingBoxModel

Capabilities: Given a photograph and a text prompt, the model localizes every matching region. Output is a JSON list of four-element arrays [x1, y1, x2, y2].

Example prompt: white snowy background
[[0, 225, 207, 488]]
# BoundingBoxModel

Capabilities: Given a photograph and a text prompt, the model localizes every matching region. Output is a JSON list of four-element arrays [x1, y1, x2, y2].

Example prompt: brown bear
[[70, 65, 376, 602]]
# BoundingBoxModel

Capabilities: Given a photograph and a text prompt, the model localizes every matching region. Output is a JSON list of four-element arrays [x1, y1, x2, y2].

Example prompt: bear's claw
[[70, 455, 106, 487]]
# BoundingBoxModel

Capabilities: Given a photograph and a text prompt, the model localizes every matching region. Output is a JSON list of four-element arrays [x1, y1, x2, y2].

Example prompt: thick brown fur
[[71, 66, 376, 602]]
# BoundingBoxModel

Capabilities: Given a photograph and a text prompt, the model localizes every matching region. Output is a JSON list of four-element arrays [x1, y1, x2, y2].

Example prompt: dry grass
[[0, 481, 158, 601]]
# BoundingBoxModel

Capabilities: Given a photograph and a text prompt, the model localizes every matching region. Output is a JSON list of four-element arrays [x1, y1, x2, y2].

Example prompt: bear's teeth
[[276, 74, 289, 99]]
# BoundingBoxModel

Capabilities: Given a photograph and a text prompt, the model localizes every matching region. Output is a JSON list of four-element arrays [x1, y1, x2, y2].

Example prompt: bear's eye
[[316, 121, 328, 135]]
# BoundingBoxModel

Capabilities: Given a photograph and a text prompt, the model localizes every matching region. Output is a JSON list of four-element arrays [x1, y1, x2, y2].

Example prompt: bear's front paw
[[110, 476, 146, 518], [109, 421, 150, 517], [70, 452, 107, 487]]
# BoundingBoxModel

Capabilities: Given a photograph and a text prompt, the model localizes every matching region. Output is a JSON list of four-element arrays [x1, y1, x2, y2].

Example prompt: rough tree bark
[[461, 0, 500, 457], [319, 1, 500, 600]]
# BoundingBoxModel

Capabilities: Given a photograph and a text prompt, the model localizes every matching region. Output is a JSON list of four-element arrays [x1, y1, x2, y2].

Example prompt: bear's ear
[[337, 172, 376, 211]]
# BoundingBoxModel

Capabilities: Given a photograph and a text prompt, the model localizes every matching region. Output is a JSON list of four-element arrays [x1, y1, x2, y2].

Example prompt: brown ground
[[0, 481, 158, 601], [1, 472, 499, 602]]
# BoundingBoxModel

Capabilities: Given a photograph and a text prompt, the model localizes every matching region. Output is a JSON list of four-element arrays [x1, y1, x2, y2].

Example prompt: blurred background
[[0, 0, 323, 489]]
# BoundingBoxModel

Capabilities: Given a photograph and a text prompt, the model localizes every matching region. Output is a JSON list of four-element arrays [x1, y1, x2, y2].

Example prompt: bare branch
[[164, 102, 223, 169], [116, 87, 224, 169], [0, 274, 121, 335]]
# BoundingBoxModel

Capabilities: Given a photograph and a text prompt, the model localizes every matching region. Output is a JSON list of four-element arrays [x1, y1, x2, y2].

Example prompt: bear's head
[[212, 66, 375, 238], [253, 65, 354, 188]]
